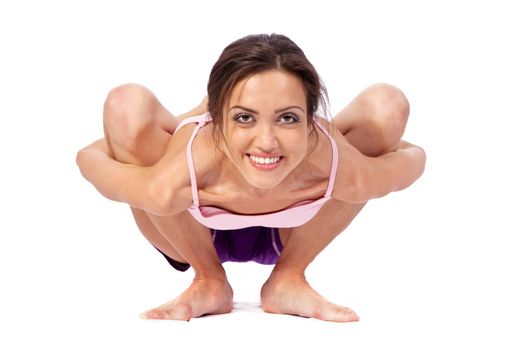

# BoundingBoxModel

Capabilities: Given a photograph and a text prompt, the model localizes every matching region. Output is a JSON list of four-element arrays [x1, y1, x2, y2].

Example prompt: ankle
[[269, 266, 306, 281], [193, 267, 228, 282]]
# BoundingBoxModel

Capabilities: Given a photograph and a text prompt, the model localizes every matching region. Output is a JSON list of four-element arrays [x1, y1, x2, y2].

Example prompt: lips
[[246, 154, 283, 170], [249, 155, 281, 165]]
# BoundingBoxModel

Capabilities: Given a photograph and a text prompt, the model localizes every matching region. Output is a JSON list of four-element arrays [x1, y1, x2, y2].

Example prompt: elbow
[[419, 147, 427, 176], [76, 148, 89, 177], [147, 174, 178, 216], [147, 179, 171, 216], [345, 171, 370, 203], [351, 188, 369, 204], [75, 150, 82, 169], [76, 140, 103, 176], [398, 146, 427, 191], [76, 147, 86, 164], [411, 146, 427, 183], [352, 162, 393, 202]]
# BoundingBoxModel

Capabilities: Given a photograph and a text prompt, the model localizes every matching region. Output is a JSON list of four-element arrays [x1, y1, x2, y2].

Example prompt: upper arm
[[76, 138, 191, 216], [336, 141, 426, 203]]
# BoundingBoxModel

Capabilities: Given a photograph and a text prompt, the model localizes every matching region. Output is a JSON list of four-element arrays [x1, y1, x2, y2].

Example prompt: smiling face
[[220, 70, 310, 191]]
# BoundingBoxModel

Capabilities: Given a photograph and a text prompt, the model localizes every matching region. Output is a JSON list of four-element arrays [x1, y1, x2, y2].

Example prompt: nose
[[256, 124, 278, 153]]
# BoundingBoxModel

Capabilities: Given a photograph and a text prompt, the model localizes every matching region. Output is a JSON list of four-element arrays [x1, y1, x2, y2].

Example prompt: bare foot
[[260, 272, 359, 322], [140, 277, 233, 321]]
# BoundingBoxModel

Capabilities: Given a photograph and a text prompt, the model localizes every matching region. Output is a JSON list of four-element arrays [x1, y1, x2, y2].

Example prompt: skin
[[77, 70, 426, 322], [219, 72, 310, 193]]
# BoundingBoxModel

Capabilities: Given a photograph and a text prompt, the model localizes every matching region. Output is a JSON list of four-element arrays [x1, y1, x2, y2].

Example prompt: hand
[[173, 96, 209, 125]]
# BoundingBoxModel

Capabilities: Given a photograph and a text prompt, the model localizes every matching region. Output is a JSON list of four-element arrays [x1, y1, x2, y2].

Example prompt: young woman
[[77, 33, 426, 322]]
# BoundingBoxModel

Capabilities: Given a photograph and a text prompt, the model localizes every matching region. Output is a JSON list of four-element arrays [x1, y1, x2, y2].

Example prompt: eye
[[279, 113, 299, 124], [234, 113, 254, 124]]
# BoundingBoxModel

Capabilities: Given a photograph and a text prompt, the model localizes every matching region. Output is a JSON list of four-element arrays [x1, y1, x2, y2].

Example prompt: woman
[[77, 33, 426, 322]]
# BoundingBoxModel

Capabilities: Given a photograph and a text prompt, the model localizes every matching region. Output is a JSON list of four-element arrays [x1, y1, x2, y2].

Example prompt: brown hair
[[207, 33, 329, 152]]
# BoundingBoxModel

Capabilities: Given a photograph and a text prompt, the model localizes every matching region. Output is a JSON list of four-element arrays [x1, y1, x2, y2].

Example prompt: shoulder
[[175, 120, 225, 184], [290, 118, 363, 202], [149, 120, 224, 214], [192, 122, 225, 179], [163, 116, 220, 162], [329, 126, 422, 204], [322, 120, 369, 203]]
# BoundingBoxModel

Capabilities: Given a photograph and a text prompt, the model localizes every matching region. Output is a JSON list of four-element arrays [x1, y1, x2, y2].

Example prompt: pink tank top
[[174, 113, 339, 230]]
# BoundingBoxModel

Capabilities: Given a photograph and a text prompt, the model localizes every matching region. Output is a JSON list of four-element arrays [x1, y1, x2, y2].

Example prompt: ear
[[308, 115, 317, 133]]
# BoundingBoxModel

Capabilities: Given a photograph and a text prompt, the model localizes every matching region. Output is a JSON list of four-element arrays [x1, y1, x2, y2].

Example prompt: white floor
[[1, 1, 524, 349], [3, 187, 524, 349]]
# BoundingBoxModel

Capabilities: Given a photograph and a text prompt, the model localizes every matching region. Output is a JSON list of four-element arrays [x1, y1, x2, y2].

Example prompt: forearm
[[76, 139, 190, 216], [364, 142, 426, 199], [76, 139, 156, 209], [381, 143, 426, 192]]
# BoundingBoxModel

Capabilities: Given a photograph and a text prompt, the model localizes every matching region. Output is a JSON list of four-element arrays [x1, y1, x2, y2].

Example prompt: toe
[[140, 304, 191, 321], [320, 305, 359, 322], [338, 308, 359, 322], [140, 310, 170, 320], [140, 305, 191, 321]]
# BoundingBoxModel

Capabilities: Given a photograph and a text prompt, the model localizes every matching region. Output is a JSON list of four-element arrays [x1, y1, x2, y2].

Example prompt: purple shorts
[[156, 226, 283, 272]]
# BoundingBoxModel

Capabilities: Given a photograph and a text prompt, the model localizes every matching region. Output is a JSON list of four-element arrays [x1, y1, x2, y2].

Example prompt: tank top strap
[[178, 113, 212, 207], [313, 117, 339, 198], [174, 113, 211, 133]]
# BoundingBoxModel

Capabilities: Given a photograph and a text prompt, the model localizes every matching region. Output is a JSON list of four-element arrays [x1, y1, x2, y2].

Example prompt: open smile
[[246, 154, 283, 171]]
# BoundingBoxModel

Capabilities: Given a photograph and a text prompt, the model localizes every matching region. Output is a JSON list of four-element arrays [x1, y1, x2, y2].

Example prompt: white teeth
[[249, 155, 281, 165]]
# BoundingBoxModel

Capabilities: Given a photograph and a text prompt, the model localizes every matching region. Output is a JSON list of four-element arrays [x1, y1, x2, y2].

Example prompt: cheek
[[284, 132, 308, 154], [227, 130, 250, 154]]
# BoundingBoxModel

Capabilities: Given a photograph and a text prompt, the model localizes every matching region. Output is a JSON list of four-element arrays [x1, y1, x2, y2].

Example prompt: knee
[[103, 83, 157, 148], [366, 83, 410, 126], [363, 83, 410, 146]]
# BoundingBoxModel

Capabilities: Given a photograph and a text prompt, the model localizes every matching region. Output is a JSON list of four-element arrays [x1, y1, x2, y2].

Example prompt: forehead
[[228, 70, 306, 108]]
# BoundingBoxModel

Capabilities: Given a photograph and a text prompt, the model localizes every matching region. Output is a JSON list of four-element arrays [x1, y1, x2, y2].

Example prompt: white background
[[1, 0, 524, 348]]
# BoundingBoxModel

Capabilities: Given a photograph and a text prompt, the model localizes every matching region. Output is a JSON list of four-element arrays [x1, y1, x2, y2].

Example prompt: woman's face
[[222, 70, 309, 191]]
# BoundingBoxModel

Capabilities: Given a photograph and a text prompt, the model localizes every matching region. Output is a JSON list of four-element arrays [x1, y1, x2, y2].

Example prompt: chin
[[247, 179, 279, 190], [244, 174, 285, 191]]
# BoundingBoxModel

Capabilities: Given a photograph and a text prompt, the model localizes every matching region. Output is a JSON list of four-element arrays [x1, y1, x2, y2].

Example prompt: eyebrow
[[229, 105, 305, 113]]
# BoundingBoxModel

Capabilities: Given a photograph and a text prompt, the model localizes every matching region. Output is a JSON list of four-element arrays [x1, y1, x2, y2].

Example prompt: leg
[[263, 84, 409, 322], [103, 84, 185, 262], [103, 84, 233, 320], [263, 200, 365, 322], [332, 83, 410, 156]]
